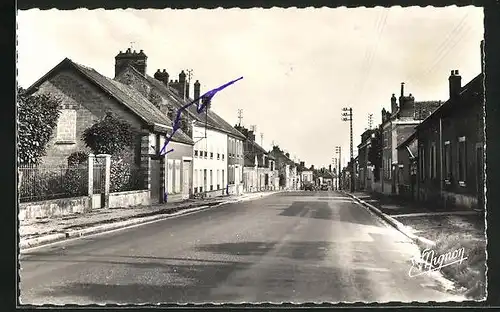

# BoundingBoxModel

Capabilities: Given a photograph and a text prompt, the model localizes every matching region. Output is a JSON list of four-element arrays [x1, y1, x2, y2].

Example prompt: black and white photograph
[[17, 5, 487, 305]]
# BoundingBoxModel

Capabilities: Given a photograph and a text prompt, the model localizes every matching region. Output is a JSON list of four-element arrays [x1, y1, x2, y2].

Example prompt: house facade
[[396, 131, 418, 200], [379, 83, 442, 195], [357, 129, 376, 191], [235, 125, 275, 192], [25, 57, 195, 204], [269, 146, 298, 190], [113, 48, 245, 198], [416, 68, 484, 210]]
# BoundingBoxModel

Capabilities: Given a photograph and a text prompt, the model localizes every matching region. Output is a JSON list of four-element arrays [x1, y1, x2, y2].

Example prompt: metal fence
[[93, 163, 105, 194], [18, 164, 89, 203]]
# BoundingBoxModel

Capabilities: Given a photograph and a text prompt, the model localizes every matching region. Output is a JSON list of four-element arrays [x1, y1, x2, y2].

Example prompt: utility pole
[[237, 109, 243, 126], [342, 107, 355, 192], [368, 113, 373, 129], [260, 133, 264, 146], [183, 69, 193, 102], [335, 146, 342, 191]]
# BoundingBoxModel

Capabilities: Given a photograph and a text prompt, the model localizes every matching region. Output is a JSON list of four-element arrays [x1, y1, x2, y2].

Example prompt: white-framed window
[[167, 159, 174, 194], [56, 109, 77, 142], [217, 169, 220, 189], [174, 160, 181, 193], [193, 169, 198, 188], [210, 169, 213, 191], [458, 136, 467, 185]]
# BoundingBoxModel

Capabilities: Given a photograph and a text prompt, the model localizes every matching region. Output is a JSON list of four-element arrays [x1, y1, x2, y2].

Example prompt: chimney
[[391, 93, 397, 113], [161, 69, 169, 86], [247, 130, 256, 141], [300, 161, 305, 168], [449, 70, 462, 100], [178, 71, 189, 99], [114, 48, 147, 78], [400, 82, 405, 98], [480, 40, 484, 73], [194, 80, 201, 101], [329, 164, 332, 172]]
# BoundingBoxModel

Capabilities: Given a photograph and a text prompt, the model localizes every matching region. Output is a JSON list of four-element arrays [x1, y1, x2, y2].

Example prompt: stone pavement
[[19, 191, 279, 248], [345, 191, 485, 244]]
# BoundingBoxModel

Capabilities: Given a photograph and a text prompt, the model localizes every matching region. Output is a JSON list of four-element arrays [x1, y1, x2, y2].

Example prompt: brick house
[[379, 83, 442, 195], [24, 57, 194, 204], [415, 67, 484, 210], [357, 128, 376, 191], [235, 125, 277, 192], [113, 48, 246, 198]]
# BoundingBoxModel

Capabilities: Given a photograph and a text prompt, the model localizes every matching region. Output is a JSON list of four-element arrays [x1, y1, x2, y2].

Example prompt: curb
[[342, 191, 436, 247], [20, 191, 280, 251]]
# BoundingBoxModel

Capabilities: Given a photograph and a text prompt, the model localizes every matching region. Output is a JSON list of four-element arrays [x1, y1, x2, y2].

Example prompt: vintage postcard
[[17, 5, 486, 305]]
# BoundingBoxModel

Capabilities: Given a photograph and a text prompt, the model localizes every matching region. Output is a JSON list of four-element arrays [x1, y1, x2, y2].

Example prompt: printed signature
[[409, 247, 468, 277], [159, 76, 244, 156]]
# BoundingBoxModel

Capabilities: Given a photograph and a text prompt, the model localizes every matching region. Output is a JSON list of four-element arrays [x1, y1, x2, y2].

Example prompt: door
[[182, 160, 191, 200], [476, 146, 484, 210], [150, 158, 161, 204]]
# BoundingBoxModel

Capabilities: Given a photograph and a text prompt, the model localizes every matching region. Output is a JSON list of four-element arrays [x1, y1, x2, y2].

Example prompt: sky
[[17, 6, 484, 169]]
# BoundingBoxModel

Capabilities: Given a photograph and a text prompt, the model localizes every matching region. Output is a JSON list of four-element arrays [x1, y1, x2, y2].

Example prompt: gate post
[[96, 154, 111, 209], [87, 153, 94, 210]]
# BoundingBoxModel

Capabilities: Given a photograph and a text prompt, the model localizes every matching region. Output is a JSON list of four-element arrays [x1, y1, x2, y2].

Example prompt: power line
[[409, 12, 471, 86]]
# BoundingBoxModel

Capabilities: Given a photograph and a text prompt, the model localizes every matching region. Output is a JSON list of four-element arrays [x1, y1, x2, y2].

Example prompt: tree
[[82, 114, 140, 192], [368, 127, 382, 181], [17, 88, 62, 165], [82, 113, 136, 155]]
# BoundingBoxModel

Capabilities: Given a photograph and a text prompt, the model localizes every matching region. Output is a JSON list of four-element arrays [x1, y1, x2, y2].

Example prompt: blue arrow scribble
[[159, 76, 244, 156]]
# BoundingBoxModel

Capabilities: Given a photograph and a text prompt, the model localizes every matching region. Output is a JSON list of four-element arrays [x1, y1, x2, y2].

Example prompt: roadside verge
[[342, 191, 486, 300], [342, 191, 436, 247]]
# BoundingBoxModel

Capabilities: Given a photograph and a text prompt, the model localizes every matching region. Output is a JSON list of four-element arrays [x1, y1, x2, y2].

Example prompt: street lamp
[[341, 107, 355, 193]]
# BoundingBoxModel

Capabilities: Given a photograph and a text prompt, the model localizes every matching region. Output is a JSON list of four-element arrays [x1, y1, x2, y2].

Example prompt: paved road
[[19, 191, 464, 304]]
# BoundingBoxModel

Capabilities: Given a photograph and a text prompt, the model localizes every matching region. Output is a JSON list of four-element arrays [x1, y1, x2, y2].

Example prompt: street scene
[[17, 6, 486, 305]]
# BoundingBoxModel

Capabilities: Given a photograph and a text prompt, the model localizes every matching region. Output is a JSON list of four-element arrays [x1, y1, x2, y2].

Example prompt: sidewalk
[[345, 190, 486, 300], [19, 190, 280, 250]]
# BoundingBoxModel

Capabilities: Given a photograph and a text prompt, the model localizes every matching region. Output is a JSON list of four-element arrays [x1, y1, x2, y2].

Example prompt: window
[[419, 145, 425, 181], [210, 152, 213, 159], [210, 170, 213, 191], [195, 150, 199, 157], [444, 141, 452, 182], [194, 169, 198, 193], [56, 109, 77, 142], [222, 169, 225, 189], [430, 142, 437, 179], [217, 169, 220, 189], [217, 153, 220, 160], [204, 151, 208, 158], [458, 137, 467, 185], [174, 160, 181, 193], [167, 159, 174, 194], [222, 154, 225, 160], [203, 169, 207, 192], [388, 157, 392, 179], [241, 166, 244, 183]]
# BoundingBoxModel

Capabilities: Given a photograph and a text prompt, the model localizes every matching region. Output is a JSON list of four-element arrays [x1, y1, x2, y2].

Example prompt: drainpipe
[[439, 117, 443, 204]]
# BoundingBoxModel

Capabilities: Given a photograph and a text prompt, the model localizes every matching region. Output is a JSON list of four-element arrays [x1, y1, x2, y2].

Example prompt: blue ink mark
[[159, 76, 244, 156]]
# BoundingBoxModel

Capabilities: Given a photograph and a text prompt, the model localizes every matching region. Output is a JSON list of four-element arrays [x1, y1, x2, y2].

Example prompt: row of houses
[[353, 40, 485, 211], [23, 47, 304, 210]]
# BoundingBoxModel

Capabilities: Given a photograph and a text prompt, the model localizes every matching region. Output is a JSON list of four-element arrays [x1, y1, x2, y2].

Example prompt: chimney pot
[[449, 69, 462, 99]]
